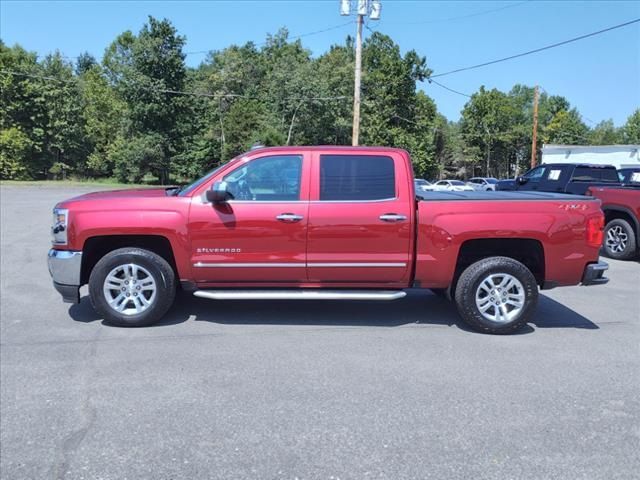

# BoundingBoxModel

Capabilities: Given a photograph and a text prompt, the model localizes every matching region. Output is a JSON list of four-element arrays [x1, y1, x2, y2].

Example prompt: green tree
[[75, 52, 97, 75], [621, 109, 640, 144], [460, 87, 519, 178], [2, 21, 624, 185], [542, 109, 589, 145], [301, 41, 353, 145], [361, 32, 431, 146], [0, 127, 33, 179], [108, 133, 165, 183], [0, 43, 47, 178], [103, 16, 187, 183], [39, 52, 89, 176], [588, 119, 621, 145], [80, 65, 127, 176]]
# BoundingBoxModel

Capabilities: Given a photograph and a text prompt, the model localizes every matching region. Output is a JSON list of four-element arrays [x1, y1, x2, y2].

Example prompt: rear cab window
[[572, 167, 619, 183]]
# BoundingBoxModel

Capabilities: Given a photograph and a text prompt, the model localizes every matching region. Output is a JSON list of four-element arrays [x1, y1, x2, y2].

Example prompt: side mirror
[[517, 176, 527, 185], [206, 181, 232, 203]]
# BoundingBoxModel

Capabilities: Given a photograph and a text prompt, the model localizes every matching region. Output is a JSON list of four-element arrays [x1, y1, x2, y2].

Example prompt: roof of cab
[[541, 163, 617, 169], [245, 145, 410, 154]]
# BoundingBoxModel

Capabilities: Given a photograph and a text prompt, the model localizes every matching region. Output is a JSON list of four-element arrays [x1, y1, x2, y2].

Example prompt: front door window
[[224, 155, 302, 201]]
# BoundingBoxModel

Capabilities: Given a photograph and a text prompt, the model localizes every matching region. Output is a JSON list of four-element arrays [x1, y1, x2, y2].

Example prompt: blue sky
[[1, 1, 639, 126]]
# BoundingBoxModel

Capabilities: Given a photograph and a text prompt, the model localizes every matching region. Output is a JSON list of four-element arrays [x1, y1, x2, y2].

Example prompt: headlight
[[51, 208, 68, 245]]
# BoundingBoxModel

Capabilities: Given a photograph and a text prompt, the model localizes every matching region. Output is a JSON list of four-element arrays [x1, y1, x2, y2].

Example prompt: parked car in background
[[496, 163, 621, 195], [618, 167, 640, 186], [467, 177, 499, 191], [414, 179, 434, 192], [47, 146, 608, 334], [432, 180, 474, 192], [587, 186, 640, 260]]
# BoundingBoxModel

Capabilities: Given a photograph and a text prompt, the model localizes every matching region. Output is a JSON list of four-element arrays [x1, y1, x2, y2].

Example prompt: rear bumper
[[47, 249, 82, 303], [581, 261, 609, 286]]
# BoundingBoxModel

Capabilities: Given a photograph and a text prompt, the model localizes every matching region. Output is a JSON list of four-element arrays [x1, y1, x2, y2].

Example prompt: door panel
[[188, 154, 310, 283], [306, 152, 413, 284], [540, 165, 571, 192]]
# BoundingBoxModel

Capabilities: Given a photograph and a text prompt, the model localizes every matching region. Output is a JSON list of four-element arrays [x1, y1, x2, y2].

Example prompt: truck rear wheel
[[454, 256, 538, 334], [603, 219, 637, 260], [89, 247, 176, 327]]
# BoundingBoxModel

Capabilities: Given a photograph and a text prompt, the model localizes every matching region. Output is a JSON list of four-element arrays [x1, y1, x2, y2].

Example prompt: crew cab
[[48, 146, 609, 334], [587, 186, 640, 260], [496, 163, 621, 195]]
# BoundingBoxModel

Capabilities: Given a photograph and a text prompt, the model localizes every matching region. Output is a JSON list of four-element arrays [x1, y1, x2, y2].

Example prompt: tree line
[[1, 16, 639, 183]]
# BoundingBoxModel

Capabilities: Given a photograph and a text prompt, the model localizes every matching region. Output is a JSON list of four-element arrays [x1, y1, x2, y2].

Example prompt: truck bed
[[414, 189, 603, 290], [417, 191, 595, 201]]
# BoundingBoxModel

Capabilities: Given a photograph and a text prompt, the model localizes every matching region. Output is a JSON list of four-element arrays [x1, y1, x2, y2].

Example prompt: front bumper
[[581, 261, 609, 286], [47, 249, 82, 303]]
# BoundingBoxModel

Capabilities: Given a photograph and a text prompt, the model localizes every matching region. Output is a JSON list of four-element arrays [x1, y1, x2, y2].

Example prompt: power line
[[427, 79, 471, 98], [185, 20, 354, 55], [0, 69, 350, 102], [388, 1, 530, 26], [361, 22, 470, 99], [0, 70, 69, 83], [430, 18, 640, 79], [54, 21, 355, 61]]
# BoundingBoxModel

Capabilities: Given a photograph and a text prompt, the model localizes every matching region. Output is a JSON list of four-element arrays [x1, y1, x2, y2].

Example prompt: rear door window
[[319, 155, 395, 201]]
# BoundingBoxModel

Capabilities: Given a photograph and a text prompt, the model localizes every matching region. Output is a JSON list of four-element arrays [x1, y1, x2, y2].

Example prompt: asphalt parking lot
[[1, 184, 639, 480]]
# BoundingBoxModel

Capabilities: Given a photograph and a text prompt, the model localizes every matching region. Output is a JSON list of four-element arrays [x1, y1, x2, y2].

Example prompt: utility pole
[[531, 85, 539, 168], [341, 0, 381, 146]]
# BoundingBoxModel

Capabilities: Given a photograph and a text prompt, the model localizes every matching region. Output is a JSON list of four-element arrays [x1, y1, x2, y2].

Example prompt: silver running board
[[193, 290, 407, 301]]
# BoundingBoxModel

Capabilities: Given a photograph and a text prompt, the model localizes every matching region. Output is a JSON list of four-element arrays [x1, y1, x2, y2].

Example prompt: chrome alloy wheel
[[605, 225, 628, 253], [103, 263, 157, 316], [475, 273, 525, 324]]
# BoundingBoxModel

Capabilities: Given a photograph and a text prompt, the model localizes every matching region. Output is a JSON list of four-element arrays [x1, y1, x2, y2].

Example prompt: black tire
[[89, 247, 176, 327], [454, 256, 538, 334], [603, 219, 637, 260]]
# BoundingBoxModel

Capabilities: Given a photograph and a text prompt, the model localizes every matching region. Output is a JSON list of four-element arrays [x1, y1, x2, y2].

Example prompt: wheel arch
[[80, 235, 178, 286], [453, 238, 545, 289], [603, 206, 639, 236]]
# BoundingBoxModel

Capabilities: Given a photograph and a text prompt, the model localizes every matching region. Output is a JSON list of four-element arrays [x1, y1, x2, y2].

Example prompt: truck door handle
[[276, 213, 304, 223], [379, 213, 407, 222]]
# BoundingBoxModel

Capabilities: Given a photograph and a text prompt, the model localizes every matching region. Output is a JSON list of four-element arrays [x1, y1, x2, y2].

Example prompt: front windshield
[[177, 161, 231, 196], [486, 178, 498, 184]]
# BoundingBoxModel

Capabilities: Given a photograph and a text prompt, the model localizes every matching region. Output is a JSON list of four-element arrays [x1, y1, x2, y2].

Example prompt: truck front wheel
[[454, 256, 538, 334], [88, 247, 176, 327]]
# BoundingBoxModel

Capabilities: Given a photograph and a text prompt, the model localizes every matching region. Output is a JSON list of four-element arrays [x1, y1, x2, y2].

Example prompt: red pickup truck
[[588, 186, 640, 260], [48, 146, 609, 334]]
